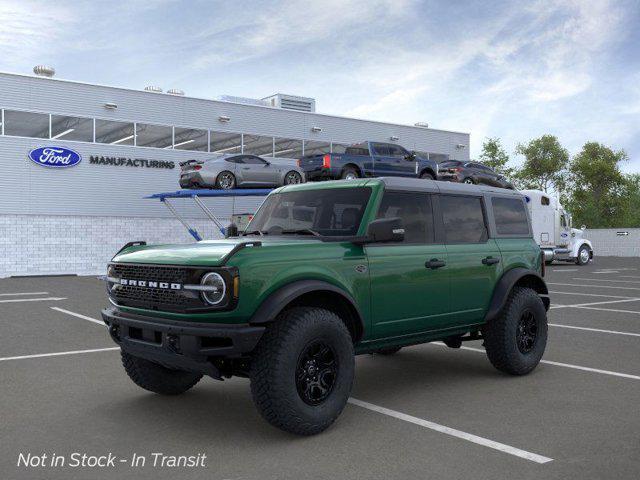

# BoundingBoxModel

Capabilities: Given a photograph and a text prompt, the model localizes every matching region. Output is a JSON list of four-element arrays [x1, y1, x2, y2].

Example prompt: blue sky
[[1, 0, 639, 171]]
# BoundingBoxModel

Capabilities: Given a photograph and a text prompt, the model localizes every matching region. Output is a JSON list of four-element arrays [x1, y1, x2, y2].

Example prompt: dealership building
[[0, 68, 470, 277]]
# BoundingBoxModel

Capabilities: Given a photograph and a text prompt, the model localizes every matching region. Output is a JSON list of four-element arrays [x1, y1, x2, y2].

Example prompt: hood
[[112, 237, 319, 266], [571, 227, 585, 239]]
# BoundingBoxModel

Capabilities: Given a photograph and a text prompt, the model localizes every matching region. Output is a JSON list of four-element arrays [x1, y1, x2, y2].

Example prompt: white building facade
[[0, 71, 470, 277]]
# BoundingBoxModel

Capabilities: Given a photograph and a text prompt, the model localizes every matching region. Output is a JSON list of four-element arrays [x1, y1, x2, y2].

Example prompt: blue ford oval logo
[[28, 146, 82, 168]]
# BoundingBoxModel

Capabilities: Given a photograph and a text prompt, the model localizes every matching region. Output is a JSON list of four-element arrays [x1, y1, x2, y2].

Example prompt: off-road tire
[[420, 171, 435, 180], [376, 346, 402, 355], [250, 307, 355, 435], [576, 245, 591, 265], [483, 287, 547, 375], [121, 351, 202, 395], [341, 167, 359, 180]]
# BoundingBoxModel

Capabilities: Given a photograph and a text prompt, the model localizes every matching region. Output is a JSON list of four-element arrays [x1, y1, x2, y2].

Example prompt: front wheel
[[576, 245, 591, 265], [284, 170, 303, 185], [483, 287, 547, 375], [121, 352, 202, 395], [216, 171, 236, 190], [420, 171, 435, 180], [250, 307, 354, 435]]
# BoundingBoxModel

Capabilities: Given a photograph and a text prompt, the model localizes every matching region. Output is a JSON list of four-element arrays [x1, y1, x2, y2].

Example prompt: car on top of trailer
[[102, 177, 549, 435]]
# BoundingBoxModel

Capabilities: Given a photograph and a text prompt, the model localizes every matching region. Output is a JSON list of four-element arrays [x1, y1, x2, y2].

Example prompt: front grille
[[107, 263, 237, 313]]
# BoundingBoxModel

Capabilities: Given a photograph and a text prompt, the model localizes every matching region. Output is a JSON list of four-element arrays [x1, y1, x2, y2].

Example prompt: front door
[[239, 155, 277, 185], [387, 144, 417, 177], [366, 191, 451, 339], [439, 194, 502, 326]]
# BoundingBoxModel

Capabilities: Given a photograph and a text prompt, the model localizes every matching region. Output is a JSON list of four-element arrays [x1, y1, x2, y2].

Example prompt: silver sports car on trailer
[[179, 154, 305, 189]]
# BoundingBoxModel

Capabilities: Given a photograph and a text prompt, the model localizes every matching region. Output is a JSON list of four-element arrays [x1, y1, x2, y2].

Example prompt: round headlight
[[201, 272, 226, 305]]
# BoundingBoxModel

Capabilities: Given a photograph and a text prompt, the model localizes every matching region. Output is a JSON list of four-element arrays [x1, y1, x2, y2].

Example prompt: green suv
[[102, 177, 550, 435]]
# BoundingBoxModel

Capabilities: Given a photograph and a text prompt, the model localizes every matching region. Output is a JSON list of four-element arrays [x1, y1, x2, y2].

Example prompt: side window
[[492, 197, 530, 236], [372, 143, 390, 156], [376, 192, 434, 244], [243, 155, 267, 165], [441, 195, 488, 243], [225, 156, 243, 164], [387, 145, 407, 158]]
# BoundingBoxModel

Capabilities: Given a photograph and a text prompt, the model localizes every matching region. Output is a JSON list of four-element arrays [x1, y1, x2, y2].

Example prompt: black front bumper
[[101, 307, 265, 378]]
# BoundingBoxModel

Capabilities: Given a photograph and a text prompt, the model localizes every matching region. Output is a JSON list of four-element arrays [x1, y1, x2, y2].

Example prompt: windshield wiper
[[281, 228, 321, 237], [242, 230, 266, 236]]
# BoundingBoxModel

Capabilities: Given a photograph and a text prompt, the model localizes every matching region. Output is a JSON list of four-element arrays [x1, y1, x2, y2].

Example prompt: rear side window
[[372, 143, 390, 156], [376, 192, 434, 244], [441, 195, 488, 243], [492, 197, 530, 235]]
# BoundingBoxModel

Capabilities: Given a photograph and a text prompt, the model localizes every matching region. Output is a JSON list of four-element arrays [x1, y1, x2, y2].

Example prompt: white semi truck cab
[[521, 189, 594, 265]]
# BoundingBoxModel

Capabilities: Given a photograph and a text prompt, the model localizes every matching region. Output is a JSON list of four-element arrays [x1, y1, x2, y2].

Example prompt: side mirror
[[364, 217, 404, 243], [404, 152, 416, 160], [225, 223, 239, 238]]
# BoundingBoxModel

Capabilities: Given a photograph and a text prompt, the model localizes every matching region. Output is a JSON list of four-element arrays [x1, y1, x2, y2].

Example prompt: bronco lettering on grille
[[119, 279, 182, 290]]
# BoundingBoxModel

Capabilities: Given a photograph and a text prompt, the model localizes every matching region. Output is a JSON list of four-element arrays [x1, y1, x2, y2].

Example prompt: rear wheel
[[576, 245, 591, 265], [216, 171, 236, 190], [341, 167, 359, 180], [463, 177, 475, 184], [121, 351, 202, 395], [420, 171, 435, 180], [483, 287, 547, 375], [250, 307, 354, 435], [284, 171, 303, 185]]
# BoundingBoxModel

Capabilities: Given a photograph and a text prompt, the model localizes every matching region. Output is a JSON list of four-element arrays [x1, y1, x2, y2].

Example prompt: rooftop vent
[[33, 65, 55, 78], [167, 89, 185, 96], [144, 86, 163, 93], [262, 93, 316, 113]]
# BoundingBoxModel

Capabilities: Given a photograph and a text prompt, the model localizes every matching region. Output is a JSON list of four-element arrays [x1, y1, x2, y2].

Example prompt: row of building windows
[[0, 109, 350, 157], [0, 108, 449, 161]]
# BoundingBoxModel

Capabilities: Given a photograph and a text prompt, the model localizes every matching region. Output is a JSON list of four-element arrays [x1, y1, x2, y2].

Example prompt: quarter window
[[492, 197, 530, 236], [376, 191, 434, 244], [441, 195, 488, 244]]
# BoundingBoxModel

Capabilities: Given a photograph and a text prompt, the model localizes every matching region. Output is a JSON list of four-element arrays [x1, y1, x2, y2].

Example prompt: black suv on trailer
[[438, 160, 514, 189]]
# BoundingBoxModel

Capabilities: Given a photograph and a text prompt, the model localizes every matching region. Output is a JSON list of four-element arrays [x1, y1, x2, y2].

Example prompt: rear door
[[366, 190, 451, 339], [439, 194, 502, 326]]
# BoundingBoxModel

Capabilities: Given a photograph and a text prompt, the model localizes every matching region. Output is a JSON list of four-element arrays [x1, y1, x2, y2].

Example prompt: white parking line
[[549, 291, 637, 299], [0, 347, 119, 363], [550, 269, 578, 272], [0, 292, 49, 296], [572, 278, 640, 285], [549, 323, 640, 337], [550, 298, 640, 309], [592, 271, 619, 274], [432, 343, 640, 381], [51, 307, 105, 326], [0, 297, 67, 304], [618, 275, 640, 279], [348, 398, 552, 464], [547, 283, 640, 291], [570, 306, 640, 315]]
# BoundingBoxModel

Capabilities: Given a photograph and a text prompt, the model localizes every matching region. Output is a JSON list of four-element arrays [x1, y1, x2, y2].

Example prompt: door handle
[[482, 256, 500, 265], [425, 258, 446, 269]]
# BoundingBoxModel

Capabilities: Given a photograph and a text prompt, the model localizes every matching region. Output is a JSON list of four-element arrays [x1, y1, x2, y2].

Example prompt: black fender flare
[[419, 167, 436, 178], [485, 268, 549, 322], [249, 280, 365, 338]]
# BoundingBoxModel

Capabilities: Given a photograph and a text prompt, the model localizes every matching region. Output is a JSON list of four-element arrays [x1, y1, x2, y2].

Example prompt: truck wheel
[[375, 346, 402, 355], [576, 245, 591, 265], [121, 351, 202, 395], [463, 178, 475, 184], [250, 307, 355, 435], [420, 171, 435, 180], [341, 167, 359, 180], [482, 287, 547, 375], [216, 171, 236, 189]]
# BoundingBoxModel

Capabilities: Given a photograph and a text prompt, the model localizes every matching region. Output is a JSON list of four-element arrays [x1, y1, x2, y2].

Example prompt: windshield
[[246, 187, 372, 237]]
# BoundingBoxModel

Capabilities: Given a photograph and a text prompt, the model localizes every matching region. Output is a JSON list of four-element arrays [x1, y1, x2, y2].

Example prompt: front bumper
[[101, 307, 265, 378]]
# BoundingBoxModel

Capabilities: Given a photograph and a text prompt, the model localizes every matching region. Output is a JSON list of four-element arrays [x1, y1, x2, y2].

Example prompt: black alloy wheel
[[295, 340, 338, 405], [516, 310, 537, 354]]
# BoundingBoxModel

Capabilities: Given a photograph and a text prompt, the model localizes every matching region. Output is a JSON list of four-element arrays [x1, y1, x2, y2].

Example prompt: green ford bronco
[[102, 177, 550, 435]]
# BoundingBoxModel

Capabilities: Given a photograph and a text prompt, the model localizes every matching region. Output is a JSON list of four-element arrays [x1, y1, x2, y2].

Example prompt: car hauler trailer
[[521, 189, 593, 265]]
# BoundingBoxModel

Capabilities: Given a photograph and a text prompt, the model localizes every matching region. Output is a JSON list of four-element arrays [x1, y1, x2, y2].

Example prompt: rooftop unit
[[218, 95, 270, 107], [262, 93, 316, 113]]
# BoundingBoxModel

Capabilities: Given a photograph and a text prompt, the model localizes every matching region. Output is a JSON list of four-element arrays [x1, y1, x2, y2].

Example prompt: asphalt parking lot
[[1, 257, 639, 480]]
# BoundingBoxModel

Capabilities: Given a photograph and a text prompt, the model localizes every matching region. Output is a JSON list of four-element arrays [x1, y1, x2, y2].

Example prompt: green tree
[[514, 135, 569, 193], [566, 142, 628, 228], [620, 174, 640, 228], [479, 137, 514, 177]]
